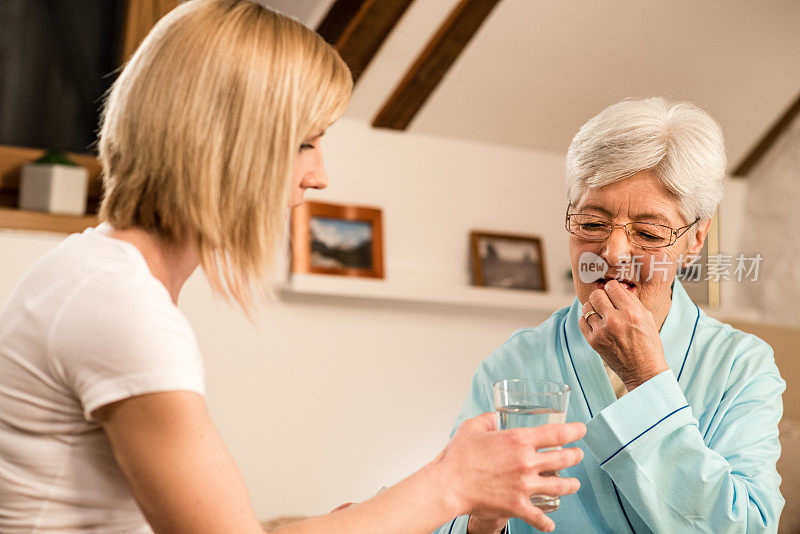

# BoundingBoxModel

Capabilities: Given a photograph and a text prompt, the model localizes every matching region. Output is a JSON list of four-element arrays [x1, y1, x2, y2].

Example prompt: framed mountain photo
[[291, 201, 384, 279]]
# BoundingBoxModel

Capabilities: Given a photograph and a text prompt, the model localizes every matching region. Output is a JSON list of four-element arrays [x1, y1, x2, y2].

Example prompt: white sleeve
[[47, 270, 205, 422]]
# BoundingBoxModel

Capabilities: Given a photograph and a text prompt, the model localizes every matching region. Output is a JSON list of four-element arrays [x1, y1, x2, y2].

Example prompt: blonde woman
[[0, 1, 585, 533]]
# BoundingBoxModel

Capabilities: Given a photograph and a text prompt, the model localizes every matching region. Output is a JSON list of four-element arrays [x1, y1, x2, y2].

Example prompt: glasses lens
[[628, 222, 672, 247], [570, 215, 611, 240]]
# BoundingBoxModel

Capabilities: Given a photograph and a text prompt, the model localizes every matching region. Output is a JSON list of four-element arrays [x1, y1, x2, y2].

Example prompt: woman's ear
[[686, 218, 712, 259]]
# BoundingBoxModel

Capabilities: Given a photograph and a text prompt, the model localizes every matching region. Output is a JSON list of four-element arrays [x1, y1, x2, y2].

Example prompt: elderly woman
[[439, 97, 785, 534]]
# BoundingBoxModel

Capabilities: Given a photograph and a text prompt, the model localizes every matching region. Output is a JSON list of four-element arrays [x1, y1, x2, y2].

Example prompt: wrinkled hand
[[578, 279, 668, 390], [436, 413, 585, 533]]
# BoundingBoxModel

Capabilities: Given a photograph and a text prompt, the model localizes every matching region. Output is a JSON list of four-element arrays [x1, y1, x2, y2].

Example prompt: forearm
[[273, 460, 461, 534]]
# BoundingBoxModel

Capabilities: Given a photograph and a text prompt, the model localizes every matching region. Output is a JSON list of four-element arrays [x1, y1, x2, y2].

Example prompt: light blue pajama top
[[435, 280, 784, 534]]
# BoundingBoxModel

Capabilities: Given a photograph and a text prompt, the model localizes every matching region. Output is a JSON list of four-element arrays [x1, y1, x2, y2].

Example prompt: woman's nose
[[602, 226, 634, 266], [304, 169, 328, 190], [303, 155, 328, 190]]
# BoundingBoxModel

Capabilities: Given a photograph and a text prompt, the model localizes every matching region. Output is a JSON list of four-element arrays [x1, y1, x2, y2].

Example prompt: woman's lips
[[596, 278, 637, 292]]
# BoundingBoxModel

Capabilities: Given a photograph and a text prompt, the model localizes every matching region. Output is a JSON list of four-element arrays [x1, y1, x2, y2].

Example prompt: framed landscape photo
[[470, 231, 547, 291], [291, 201, 384, 279]]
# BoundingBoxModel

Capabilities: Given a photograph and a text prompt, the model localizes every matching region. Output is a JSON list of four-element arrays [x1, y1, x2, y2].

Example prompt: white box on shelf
[[19, 163, 88, 215]]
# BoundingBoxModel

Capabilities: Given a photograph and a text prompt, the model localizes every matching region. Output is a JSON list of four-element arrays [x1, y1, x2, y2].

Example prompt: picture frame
[[291, 200, 384, 279], [470, 231, 547, 291]]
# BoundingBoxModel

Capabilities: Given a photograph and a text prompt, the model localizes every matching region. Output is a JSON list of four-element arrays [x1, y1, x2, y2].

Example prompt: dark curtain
[[0, 0, 125, 153]]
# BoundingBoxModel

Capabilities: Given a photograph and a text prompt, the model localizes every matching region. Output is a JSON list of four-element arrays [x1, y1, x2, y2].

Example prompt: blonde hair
[[566, 97, 726, 222], [99, 0, 352, 311]]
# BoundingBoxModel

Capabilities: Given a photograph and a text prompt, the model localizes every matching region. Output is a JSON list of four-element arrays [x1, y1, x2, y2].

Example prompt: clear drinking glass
[[493, 379, 571, 513]]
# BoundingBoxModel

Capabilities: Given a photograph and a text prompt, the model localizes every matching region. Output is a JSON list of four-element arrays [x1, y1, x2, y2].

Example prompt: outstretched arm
[[95, 392, 265, 534], [97, 392, 585, 534]]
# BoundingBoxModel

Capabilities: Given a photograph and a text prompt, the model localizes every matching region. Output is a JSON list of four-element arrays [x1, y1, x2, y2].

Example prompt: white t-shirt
[[0, 224, 205, 532]]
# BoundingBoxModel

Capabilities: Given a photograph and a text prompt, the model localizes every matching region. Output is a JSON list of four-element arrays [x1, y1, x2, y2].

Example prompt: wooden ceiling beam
[[316, 0, 367, 45], [316, 0, 415, 83], [733, 90, 800, 176], [372, 0, 502, 131], [120, 0, 181, 63]]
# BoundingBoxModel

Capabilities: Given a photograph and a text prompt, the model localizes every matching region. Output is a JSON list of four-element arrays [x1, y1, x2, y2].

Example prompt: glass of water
[[493, 379, 571, 513]]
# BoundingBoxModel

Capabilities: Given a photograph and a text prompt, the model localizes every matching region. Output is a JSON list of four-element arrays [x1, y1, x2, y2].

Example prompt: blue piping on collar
[[677, 304, 701, 382]]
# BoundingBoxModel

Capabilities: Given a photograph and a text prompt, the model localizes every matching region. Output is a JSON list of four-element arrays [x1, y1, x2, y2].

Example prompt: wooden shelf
[[279, 273, 575, 312], [0, 145, 103, 197], [0, 208, 97, 235], [0, 145, 102, 234]]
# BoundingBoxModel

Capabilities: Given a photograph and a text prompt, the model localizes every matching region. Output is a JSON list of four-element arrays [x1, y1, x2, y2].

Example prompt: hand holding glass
[[494, 379, 571, 513]]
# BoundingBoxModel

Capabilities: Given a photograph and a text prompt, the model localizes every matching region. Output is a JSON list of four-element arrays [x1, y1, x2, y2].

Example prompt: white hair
[[565, 97, 726, 222]]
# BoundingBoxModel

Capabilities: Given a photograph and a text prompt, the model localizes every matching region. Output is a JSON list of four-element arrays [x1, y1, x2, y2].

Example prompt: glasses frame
[[564, 205, 700, 249]]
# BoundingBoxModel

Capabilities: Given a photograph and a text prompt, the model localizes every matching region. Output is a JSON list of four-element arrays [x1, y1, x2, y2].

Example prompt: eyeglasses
[[565, 206, 699, 249]]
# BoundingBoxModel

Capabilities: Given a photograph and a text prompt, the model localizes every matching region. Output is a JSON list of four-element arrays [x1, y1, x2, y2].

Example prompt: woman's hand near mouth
[[578, 279, 669, 391], [596, 277, 636, 292]]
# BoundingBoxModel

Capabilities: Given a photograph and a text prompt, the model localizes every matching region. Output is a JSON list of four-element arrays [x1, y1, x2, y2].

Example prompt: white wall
[[0, 118, 574, 520], [738, 112, 800, 328], [185, 119, 577, 518], [716, 176, 754, 318], [0, 118, 759, 520]]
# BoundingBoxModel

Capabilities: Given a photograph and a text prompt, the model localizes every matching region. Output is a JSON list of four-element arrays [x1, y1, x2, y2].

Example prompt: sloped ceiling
[[266, 0, 800, 170]]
